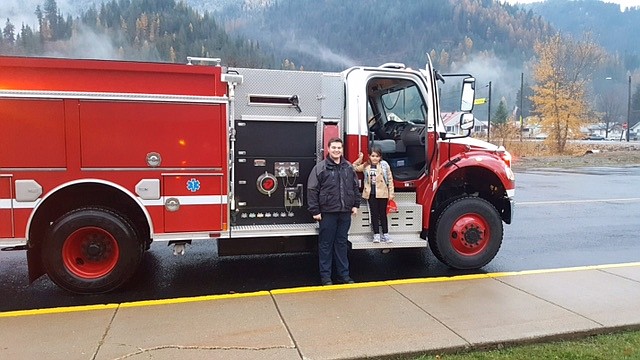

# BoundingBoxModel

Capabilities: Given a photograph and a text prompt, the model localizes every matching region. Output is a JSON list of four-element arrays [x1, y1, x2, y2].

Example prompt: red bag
[[386, 199, 398, 214]]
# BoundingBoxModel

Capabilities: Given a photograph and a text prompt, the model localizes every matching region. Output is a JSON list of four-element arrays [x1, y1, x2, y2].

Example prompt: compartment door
[[233, 120, 317, 225], [162, 173, 226, 233]]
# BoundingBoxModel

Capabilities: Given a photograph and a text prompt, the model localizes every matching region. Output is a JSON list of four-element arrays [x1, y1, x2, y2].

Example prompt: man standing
[[307, 137, 361, 285]]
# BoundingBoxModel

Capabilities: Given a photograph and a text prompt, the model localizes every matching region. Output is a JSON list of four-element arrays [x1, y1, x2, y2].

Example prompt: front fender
[[439, 152, 515, 192], [429, 152, 515, 225]]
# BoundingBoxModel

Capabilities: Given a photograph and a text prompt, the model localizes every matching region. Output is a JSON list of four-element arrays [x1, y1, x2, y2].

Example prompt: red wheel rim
[[449, 213, 490, 256], [62, 227, 119, 279]]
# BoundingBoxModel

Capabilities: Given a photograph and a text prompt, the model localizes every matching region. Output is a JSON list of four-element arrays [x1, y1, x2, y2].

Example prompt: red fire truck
[[0, 55, 515, 293]]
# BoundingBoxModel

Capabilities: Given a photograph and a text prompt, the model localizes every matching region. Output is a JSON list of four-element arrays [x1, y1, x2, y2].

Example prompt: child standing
[[353, 147, 395, 243]]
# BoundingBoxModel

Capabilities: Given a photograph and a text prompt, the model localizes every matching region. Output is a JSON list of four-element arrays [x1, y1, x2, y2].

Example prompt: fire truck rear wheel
[[42, 207, 143, 294], [429, 196, 503, 269]]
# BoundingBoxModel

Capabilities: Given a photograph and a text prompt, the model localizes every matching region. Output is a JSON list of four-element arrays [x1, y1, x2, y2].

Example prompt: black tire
[[42, 207, 143, 294], [429, 196, 503, 269]]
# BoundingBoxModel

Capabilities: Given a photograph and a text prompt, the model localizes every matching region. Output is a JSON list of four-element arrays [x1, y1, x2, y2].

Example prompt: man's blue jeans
[[318, 212, 351, 280]]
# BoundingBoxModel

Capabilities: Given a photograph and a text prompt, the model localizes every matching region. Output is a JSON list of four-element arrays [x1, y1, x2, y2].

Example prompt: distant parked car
[[586, 134, 605, 140]]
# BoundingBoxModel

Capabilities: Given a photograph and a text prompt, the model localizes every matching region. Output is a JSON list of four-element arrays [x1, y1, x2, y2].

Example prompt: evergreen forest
[[0, 0, 271, 67]]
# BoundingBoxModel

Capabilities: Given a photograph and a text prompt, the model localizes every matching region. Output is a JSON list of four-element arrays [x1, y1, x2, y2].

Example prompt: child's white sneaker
[[373, 234, 381, 243], [382, 233, 392, 243]]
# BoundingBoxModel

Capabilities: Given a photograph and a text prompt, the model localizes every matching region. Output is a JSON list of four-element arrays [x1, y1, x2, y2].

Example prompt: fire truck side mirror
[[460, 113, 475, 131], [460, 77, 476, 112]]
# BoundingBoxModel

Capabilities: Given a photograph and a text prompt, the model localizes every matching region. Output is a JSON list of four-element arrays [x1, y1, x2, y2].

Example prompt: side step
[[348, 192, 426, 250], [349, 233, 427, 249]]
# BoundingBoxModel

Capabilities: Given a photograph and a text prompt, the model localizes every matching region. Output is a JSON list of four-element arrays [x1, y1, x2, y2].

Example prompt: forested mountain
[[216, 0, 553, 72], [2, 0, 639, 72], [525, 0, 640, 70], [0, 0, 271, 67]]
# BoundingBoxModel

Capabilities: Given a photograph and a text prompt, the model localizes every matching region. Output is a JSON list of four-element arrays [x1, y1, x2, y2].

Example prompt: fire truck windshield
[[380, 83, 426, 125]]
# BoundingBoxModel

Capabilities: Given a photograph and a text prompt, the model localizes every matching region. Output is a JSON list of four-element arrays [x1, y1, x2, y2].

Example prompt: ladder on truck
[[348, 192, 427, 249]]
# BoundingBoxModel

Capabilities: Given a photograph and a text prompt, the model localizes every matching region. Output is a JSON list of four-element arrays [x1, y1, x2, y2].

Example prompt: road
[[1, 166, 639, 312]]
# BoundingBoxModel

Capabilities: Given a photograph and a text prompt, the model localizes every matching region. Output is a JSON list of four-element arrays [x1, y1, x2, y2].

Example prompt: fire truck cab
[[0, 55, 515, 293]]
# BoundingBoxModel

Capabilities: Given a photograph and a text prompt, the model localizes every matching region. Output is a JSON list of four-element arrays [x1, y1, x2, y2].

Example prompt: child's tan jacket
[[352, 159, 394, 200]]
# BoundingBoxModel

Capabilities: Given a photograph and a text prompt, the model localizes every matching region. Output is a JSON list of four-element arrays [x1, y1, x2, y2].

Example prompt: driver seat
[[372, 139, 396, 154]]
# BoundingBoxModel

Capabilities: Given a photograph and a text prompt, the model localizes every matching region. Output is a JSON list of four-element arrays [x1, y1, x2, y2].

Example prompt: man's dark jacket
[[307, 157, 361, 216]]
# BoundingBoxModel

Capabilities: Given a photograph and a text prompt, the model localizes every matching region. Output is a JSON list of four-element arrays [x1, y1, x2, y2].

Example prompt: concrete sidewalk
[[1, 262, 640, 360]]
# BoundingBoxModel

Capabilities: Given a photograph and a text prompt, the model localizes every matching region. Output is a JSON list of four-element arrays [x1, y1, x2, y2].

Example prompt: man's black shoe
[[337, 276, 355, 284], [321, 278, 333, 286]]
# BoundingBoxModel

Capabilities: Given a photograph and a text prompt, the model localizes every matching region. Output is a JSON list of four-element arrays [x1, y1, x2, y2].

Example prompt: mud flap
[[27, 245, 46, 283]]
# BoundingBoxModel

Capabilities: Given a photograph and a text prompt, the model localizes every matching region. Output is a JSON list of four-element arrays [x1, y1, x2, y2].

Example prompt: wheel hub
[[462, 224, 483, 246], [83, 234, 112, 261], [62, 227, 119, 279], [449, 212, 491, 256]]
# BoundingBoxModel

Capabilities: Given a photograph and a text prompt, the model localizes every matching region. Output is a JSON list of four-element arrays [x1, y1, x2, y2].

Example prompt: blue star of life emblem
[[186, 178, 201, 192]]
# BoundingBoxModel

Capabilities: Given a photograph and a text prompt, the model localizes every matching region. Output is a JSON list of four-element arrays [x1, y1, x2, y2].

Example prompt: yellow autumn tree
[[531, 34, 605, 153]]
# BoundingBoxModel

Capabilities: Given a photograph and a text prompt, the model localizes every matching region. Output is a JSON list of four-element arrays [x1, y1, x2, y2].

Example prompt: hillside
[[3, 0, 639, 72], [525, 0, 640, 70], [0, 0, 271, 67], [216, 0, 553, 72]]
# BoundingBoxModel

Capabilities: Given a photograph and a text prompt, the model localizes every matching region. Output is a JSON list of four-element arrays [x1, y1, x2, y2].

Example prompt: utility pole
[[520, 72, 524, 141], [487, 81, 492, 142], [627, 74, 632, 142]]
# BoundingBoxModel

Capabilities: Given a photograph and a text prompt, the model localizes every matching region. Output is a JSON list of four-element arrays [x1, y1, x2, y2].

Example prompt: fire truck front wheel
[[430, 196, 503, 270], [42, 207, 143, 294]]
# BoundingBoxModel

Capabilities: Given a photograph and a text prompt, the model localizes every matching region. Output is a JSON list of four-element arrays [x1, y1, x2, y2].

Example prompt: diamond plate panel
[[394, 192, 417, 203], [229, 68, 343, 120]]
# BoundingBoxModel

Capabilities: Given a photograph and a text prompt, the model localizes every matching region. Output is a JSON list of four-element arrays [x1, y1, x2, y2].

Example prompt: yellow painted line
[[119, 290, 271, 308], [271, 281, 382, 295], [0, 291, 270, 318], [385, 273, 490, 285], [0, 303, 119, 318], [2, 262, 639, 317]]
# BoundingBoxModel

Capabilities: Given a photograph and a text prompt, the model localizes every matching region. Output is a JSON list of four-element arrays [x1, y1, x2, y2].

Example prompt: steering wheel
[[369, 113, 385, 138]]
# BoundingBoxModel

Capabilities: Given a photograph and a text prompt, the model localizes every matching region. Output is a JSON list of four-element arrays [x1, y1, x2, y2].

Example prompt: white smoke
[[0, 0, 101, 28], [283, 36, 357, 68], [0, 0, 110, 31], [453, 52, 527, 112], [44, 23, 121, 60]]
